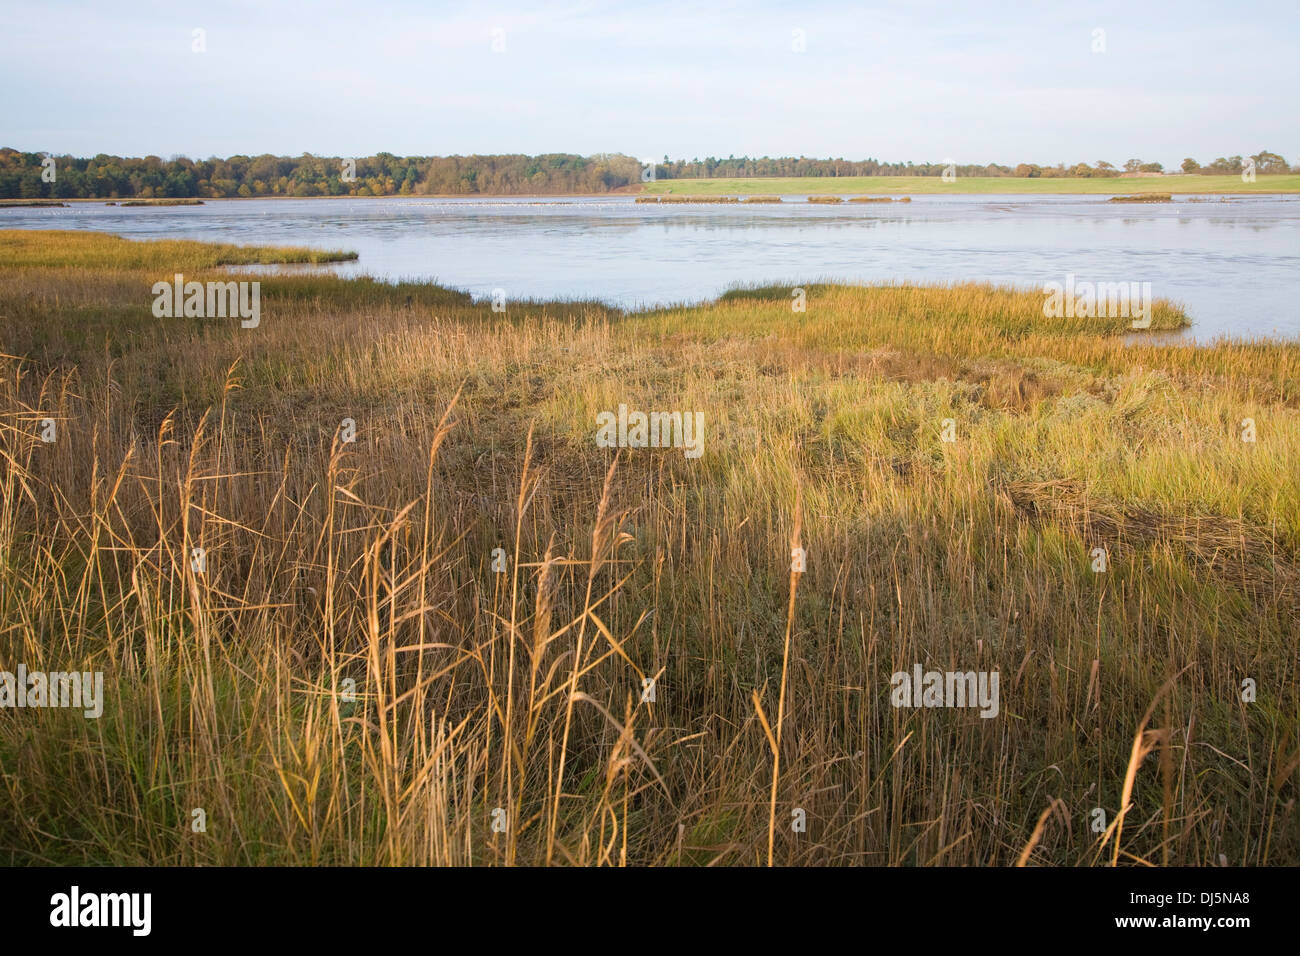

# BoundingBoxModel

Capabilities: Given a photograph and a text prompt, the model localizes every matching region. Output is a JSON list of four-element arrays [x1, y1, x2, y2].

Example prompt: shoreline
[[4, 192, 1298, 208], [4, 218, 1294, 343], [4, 174, 1300, 205]]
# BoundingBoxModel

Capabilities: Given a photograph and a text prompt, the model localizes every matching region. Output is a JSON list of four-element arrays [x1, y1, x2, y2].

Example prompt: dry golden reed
[[1, 231, 1296, 866]]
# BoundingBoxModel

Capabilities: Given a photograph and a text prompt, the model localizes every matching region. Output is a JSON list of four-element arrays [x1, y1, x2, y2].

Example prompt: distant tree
[[1071, 162, 1093, 177], [1204, 156, 1242, 175], [1139, 161, 1164, 173], [1094, 161, 1117, 177], [162, 169, 197, 197], [1123, 159, 1143, 173], [1251, 150, 1288, 174], [1181, 158, 1201, 173]]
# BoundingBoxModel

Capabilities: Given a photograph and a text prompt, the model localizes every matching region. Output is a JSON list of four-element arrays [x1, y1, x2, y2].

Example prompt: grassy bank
[[0, 231, 1296, 866], [0, 229, 358, 269], [643, 174, 1300, 196]]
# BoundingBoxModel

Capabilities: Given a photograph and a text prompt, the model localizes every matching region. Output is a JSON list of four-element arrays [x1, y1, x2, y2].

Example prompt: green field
[[643, 174, 1300, 196]]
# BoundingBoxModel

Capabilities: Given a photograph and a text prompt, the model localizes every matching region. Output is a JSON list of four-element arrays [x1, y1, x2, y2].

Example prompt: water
[[4, 194, 1298, 341]]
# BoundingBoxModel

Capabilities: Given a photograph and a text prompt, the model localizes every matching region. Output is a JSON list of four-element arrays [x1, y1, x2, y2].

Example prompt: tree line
[[1, 148, 1293, 199], [0, 151, 645, 199], [654, 151, 1294, 179]]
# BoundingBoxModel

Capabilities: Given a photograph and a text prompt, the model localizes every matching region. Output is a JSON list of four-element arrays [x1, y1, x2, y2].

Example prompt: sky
[[1, 0, 1296, 168]]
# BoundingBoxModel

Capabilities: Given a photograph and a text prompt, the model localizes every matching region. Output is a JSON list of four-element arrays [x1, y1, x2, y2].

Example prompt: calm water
[[4, 194, 1298, 341]]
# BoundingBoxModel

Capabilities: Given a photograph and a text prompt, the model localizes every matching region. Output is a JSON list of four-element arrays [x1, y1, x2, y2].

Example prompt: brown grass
[[1108, 194, 1173, 203], [0, 232, 1296, 866]]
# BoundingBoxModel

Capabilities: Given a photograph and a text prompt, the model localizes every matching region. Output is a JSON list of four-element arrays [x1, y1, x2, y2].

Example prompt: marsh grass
[[1, 230, 1297, 866], [661, 195, 739, 204], [1108, 194, 1174, 203], [638, 195, 779, 204], [116, 199, 205, 207], [637, 195, 743, 204], [0, 229, 358, 270]]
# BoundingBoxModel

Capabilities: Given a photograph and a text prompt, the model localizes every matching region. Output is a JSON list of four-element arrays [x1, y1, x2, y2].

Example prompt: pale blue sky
[[2, 0, 1296, 166]]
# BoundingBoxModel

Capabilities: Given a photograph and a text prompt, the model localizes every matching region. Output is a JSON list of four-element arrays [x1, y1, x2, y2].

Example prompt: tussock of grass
[[661, 195, 739, 203], [116, 198, 205, 206], [806, 195, 843, 203], [636, 195, 743, 204], [1108, 193, 1173, 203], [1, 230, 1296, 866]]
